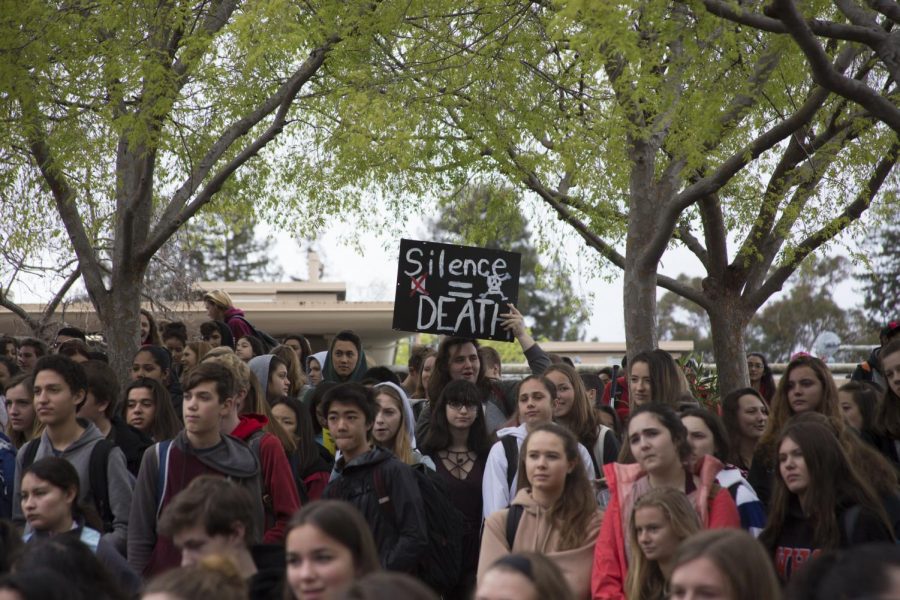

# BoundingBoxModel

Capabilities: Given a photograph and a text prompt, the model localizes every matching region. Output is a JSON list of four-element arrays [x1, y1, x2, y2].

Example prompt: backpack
[[506, 503, 524, 549], [501, 434, 519, 491], [227, 315, 279, 352], [22, 439, 115, 533], [372, 462, 464, 593]]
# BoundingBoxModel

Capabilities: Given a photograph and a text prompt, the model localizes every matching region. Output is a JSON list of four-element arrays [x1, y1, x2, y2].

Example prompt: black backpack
[[22, 439, 115, 533], [372, 462, 464, 593], [501, 434, 519, 491], [228, 315, 279, 351]]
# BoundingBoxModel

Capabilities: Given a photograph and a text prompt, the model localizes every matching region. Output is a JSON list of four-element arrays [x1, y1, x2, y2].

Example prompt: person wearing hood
[[229, 355, 300, 543], [479, 424, 603, 600], [12, 355, 133, 557], [322, 331, 369, 383], [203, 289, 256, 344], [306, 351, 326, 387], [248, 354, 291, 406], [159, 476, 286, 600], [371, 382, 435, 470], [482, 375, 595, 519], [200, 320, 235, 350], [127, 362, 264, 577]]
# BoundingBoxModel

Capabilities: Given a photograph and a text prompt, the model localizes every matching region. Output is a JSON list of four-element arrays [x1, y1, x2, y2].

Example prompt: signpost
[[392, 239, 522, 341]]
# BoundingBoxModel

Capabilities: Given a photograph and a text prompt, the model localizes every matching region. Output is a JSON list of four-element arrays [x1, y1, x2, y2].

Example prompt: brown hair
[[876, 339, 900, 438], [517, 423, 597, 550], [4, 373, 43, 449], [484, 552, 575, 600], [671, 529, 780, 600], [759, 420, 892, 552], [122, 377, 181, 442], [144, 555, 247, 600], [159, 476, 257, 545], [626, 488, 701, 600], [546, 363, 602, 448], [271, 344, 307, 394]]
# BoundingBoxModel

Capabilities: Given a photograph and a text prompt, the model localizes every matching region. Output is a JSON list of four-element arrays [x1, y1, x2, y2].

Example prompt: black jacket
[[248, 544, 285, 600], [107, 416, 153, 477], [323, 446, 427, 573]]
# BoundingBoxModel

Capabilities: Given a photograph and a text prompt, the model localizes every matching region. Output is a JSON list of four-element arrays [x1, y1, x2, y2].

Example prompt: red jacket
[[231, 414, 300, 544], [591, 456, 741, 600], [224, 307, 255, 342], [601, 377, 630, 422]]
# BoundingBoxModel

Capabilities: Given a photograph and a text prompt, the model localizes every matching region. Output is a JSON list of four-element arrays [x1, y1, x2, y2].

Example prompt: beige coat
[[478, 488, 603, 599]]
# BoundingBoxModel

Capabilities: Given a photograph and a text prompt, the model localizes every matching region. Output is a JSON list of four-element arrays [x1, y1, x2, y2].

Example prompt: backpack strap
[[21, 439, 39, 471], [501, 435, 519, 491], [372, 465, 395, 521], [590, 432, 605, 480], [88, 440, 114, 532], [505, 504, 524, 549], [155, 440, 172, 517]]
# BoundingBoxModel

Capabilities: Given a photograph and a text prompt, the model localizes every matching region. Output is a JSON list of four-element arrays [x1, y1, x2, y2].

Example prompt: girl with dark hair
[[479, 423, 602, 599], [249, 355, 291, 405], [871, 339, 900, 465], [284, 500, 380, 600], [681, 408, 766, 537], [235, 335, 265, 363], [838, 381, 879, 435], [749, 354, 844, 507], [282, 334, 312, 368], [20, 457, 139, 594], [420, 379, 493, 600], [122, 378, 181, 442], [546, 363, 619, 476], [416, 306, 551, 440], [131, 346, 183, 416], [627, 349, 687, 413], [4, 373, 41, 449], [759, 419, 895, 583], [625, 488, 701, 600], [477, 552, 575, 600], [720, 387, 768, 472], [371, 382, 434, 469], [747, 352, 776, 404], [669, 529, 781, 600], [592, 404, 740, 600], [270, 396, 332, 501], [140, 308, 161, 347]]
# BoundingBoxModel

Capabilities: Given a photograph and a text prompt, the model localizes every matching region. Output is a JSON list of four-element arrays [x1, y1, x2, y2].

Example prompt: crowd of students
[[0, 291, 898, 599]]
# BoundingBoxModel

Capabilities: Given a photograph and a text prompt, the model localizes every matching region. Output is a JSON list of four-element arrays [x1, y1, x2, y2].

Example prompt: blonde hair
[[144, 554, 246, 600], [372, 385, 414, 465], [202, 289, 234, 310], [625, 488, 701, 600]]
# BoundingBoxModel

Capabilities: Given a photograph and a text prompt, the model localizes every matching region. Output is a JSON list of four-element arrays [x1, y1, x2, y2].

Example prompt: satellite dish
[[813, 331, 842, 362]]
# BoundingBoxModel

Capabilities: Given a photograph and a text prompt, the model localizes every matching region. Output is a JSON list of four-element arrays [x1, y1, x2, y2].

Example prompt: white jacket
[[482, 423, 595, 518]]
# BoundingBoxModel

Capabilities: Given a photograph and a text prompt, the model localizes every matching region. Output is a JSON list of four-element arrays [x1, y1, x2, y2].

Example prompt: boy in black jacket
[[322, 383, 427, 573]]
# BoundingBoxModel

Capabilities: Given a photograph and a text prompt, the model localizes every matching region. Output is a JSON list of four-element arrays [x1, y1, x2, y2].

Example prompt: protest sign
[[392, 239, 521, 341]]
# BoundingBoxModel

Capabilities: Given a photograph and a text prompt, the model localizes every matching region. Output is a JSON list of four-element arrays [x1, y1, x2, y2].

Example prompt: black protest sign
[[393, 239, 521, 341]]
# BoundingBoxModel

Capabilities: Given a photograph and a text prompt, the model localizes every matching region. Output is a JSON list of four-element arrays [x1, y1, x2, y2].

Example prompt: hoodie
[[223, 307, 255, 343], [307, 351, 327, 379], [249, 355, 275, 401], [482, 423, 595, 519], [13, 419, 133, 555], [231, 414, 300, 544], [322, 346, 368, 383], [591, 457, 741, 600], [479, 488, 603, 600], [127, 430, 263, 576], [371, 382, 435, 470], [324, 446, 427, 572]]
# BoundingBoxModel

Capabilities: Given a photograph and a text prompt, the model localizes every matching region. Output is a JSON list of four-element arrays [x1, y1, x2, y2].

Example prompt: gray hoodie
[[249, 354, 274, 400], [13, 419, 133, 555]]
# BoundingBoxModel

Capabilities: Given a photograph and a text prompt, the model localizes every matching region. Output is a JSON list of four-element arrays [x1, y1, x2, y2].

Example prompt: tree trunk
[[100, 271, 144, 388], [623, 245, 659, 361], [707, 297, 752, 398]]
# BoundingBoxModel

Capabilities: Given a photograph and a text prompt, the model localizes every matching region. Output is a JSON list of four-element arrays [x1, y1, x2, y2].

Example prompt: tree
[[858, 222, 900, 328], [185, 213, 283, 283], [328, 0, 899, 393], [0, 0, 400, 382], [430, 184, 589, 341], [701, 0, 900, 133], [658, 275, 714, 360]]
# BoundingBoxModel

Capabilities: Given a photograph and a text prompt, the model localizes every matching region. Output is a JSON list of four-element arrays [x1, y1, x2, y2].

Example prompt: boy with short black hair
[[16, 338, 47, 372], [128, 361, 263, 576], [11, 355, 133, 554], [80, 360, 152, 476], [322, 382, 427, 573], [159, 475, 284, 599]]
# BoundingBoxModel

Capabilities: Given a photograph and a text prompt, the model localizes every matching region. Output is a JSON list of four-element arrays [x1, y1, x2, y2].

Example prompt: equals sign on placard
[[448, 281, 473, 299]]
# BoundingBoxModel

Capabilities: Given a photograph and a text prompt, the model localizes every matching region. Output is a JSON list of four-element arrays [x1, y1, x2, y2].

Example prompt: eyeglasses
[[447, 400, 479, 411]]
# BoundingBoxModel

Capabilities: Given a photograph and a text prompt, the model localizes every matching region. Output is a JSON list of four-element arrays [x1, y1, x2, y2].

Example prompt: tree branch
[[747, 138, 899, 308]]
